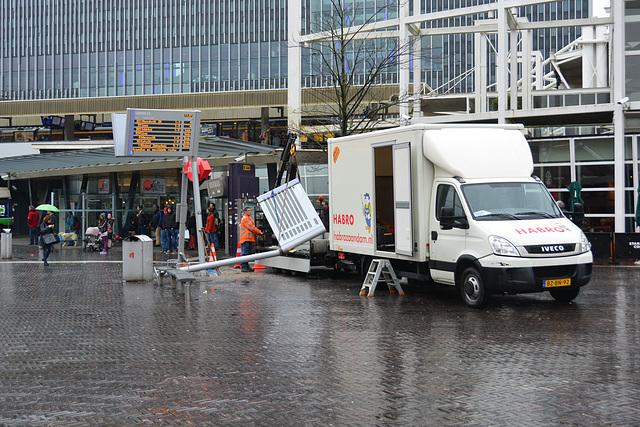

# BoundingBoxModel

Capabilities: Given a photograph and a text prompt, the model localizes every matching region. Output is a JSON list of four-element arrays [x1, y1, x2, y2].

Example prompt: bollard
[[1, 229, 12, 259]]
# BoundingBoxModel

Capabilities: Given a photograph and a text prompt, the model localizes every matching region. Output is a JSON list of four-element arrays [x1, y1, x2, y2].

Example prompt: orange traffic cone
[[209, 243, 218, 262], [233, 242, 242, 268], [253, 260, 266, 269]]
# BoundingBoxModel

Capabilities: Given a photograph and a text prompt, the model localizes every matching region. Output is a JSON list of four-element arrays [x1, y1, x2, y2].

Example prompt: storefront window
[[625, 164, 635, 188], [625, 190, 637, 215], [575, 137, 614, 162], [625, 136, 633, 161], [534, 165, 571, 189], [529, 139, 570, 163], [581, 191, 614, 214], [583, 217, 614, 233], [576, 164, 614, 188], [303, 176, 329, 195]]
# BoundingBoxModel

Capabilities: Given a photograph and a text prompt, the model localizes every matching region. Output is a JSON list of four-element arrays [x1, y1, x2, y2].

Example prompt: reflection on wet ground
[[0, 238, 639, 425]]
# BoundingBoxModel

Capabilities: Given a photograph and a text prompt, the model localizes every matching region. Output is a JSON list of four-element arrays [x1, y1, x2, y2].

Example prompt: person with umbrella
[[36, 203, 60, 236], [39, 215, 56, 266]]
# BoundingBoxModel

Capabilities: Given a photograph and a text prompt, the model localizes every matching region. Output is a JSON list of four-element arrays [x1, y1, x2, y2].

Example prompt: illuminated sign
[[125, 108, 201, 157]]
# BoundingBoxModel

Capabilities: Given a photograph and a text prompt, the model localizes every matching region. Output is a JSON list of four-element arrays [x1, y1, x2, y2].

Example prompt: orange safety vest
[[240, 214, 262, 243]]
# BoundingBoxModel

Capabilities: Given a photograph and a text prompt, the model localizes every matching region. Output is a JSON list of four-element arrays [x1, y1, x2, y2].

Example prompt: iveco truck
[[326, 124, 592, 308]]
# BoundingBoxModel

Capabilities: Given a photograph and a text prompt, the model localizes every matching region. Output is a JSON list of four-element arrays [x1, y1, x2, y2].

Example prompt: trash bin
[[1, 229, 12, 259], [122, 235, 153, 281]]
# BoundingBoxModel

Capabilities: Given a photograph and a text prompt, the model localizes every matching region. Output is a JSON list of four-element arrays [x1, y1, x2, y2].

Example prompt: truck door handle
[[431, 231, 438, 241]]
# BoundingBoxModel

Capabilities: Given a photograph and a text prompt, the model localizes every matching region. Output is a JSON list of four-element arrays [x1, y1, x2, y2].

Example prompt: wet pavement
[[1, 236, 640, 425]]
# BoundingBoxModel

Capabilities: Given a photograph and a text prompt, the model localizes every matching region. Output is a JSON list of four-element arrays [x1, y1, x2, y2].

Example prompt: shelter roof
[[0, 136, 278, 180]]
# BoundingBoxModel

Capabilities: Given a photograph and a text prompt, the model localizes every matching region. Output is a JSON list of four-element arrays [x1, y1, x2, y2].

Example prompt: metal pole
[[179, 226, 325, 273], [192, 155, 206, 264], [81, 192, 86, 239], [177, 157, 190, 255]]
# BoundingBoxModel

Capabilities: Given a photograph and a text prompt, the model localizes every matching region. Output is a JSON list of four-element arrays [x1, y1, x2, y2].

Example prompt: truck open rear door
[[393, 143, 413, 256]]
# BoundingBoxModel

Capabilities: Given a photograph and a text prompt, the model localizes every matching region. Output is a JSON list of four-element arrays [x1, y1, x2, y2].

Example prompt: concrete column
[[612, 0, 626, 232], [474, 29, 487, 113], [261, 107, 270, 137], [522, 29, 532, 109], [510, 27, 518, 111], [64, 115, 75, 140], [287, 0, 301, 144], [497, 1, 508, 124], [399, 0, 410, 119]]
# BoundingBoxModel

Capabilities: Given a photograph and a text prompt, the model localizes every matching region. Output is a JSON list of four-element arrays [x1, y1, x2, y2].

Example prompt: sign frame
[[125, 108, 201, 157]]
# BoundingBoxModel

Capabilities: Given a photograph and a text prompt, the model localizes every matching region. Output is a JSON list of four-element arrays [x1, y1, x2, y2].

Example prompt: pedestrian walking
[[161, 205, 177, 253], [27, 205, 39, 245], [97, 213, 110, 254], [136, 205, 148, 236], [150, 205, 162, 246], [39, 215, 56, 265], [186, 211, 197, 250], [205, 207, 218, 249], [239, 207, 262, 272], [106, 212, 115, 246]]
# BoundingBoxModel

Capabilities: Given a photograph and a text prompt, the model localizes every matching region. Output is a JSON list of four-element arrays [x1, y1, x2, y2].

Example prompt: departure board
[[125, 108, 201, 157]]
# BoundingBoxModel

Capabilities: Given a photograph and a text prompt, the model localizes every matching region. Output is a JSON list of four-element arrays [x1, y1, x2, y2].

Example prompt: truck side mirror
[[571, 202, 584, 227], [440, 207, 468, 230]]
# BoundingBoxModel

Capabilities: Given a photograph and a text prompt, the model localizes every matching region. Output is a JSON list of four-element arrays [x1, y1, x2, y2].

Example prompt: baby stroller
[[84, 226, 103, 251]]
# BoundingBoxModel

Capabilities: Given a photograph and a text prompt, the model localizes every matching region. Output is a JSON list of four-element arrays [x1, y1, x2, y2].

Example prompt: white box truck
[[327, 124, 592, 308]]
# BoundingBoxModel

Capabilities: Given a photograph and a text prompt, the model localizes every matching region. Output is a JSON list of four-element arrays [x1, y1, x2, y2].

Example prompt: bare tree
[[301, 0, 420, 137]]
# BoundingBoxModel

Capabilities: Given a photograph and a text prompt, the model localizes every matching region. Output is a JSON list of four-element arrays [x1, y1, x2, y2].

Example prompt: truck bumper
[[479, 253, 593, 294]]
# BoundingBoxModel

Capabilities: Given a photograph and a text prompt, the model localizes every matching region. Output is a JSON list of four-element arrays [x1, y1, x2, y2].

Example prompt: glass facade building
[[0, 0, 289, 100], [1, 0, 589, 101]]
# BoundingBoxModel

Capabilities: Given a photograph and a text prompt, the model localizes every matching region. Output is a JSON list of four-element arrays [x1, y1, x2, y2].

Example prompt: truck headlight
[[577, 230, 591, 253], [489, 235, 519, 257]]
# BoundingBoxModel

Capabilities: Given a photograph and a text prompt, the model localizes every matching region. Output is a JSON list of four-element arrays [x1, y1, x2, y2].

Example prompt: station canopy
[[0, 136, 278, 180]]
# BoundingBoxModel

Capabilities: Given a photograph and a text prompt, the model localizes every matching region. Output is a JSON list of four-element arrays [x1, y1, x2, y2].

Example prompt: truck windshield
[[461, 182, 563, 220]]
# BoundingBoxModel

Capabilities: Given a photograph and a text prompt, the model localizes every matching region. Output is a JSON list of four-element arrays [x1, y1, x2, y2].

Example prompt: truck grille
[[533, 265, 576, 279], [525, 244, 576, 254]]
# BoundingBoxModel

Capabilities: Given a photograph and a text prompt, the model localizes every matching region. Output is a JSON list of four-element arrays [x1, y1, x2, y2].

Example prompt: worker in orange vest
[[239, 206, 263, 272]]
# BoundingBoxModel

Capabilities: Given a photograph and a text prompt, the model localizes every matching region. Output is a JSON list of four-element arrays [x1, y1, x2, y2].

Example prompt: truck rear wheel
[[460, 267, 490, 309], [549, 287, 580, 302]]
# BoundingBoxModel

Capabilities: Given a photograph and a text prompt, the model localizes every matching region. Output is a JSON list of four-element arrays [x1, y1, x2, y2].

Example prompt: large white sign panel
[[258, 179, 325, 250]]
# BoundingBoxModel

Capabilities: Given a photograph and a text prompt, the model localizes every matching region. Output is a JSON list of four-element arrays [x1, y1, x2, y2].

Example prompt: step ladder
[[360, 259, 405, 297]]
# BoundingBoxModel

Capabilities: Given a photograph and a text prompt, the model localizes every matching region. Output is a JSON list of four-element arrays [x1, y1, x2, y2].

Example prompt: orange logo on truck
[[332, 146, 340, 163]]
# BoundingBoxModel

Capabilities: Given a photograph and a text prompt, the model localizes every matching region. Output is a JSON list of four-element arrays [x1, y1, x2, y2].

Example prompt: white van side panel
[[328, 135, 377, 256], [328, 127, 431, 262]]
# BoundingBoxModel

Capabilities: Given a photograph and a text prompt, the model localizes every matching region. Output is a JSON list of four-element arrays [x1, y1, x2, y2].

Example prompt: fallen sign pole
[[179, 178, 326, 273]]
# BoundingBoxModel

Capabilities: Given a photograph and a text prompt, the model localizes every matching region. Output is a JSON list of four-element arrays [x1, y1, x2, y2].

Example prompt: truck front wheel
[[460, 267, 491, 309], [549, 287, 580, 303]]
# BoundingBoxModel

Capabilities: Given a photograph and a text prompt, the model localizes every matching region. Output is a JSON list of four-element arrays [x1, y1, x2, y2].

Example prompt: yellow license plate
[[543, 278, 571, 288]]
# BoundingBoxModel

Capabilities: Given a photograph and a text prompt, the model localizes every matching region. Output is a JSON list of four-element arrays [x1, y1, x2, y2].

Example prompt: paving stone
[[0, 236, 639, 425]]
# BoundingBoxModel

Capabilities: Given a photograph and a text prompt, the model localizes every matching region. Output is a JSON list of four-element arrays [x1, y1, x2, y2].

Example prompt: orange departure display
[[126, 109, 201, 157]]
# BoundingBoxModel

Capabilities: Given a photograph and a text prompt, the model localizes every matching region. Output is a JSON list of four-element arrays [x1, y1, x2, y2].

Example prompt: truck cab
[[430, 176, 592, 307]]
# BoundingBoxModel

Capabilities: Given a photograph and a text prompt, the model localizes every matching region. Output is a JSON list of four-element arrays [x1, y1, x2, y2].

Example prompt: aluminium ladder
[[360, 259, 405, 297]]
